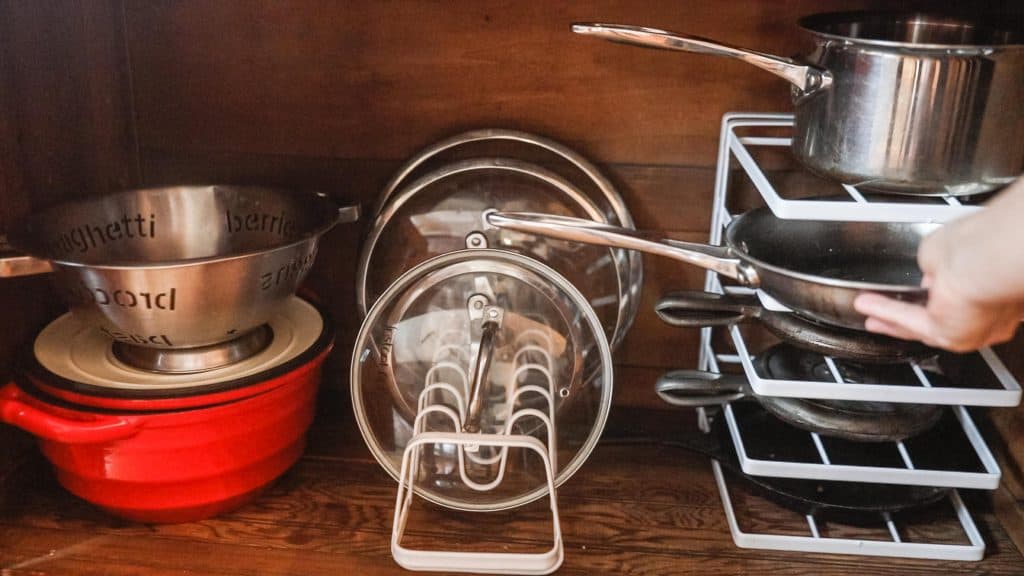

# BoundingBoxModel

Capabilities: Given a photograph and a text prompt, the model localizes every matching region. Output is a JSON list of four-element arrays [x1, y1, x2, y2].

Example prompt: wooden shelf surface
[[1, 398, 1022, 575]]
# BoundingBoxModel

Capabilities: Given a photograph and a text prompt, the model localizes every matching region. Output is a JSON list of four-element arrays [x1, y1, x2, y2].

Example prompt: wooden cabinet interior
[[1, 1, 1024, 571]]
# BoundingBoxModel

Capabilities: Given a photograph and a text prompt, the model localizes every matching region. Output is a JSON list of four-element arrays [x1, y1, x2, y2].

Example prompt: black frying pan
[[677, 411, 949, 519], [655, 290, 935, 363], [605, 411, 950, 521], [486, 208, 938, 331], [655, 365, 944, 443]]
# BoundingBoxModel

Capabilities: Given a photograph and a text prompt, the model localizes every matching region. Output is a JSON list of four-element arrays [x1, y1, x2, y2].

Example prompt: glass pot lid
[[368, 128, 644, 342], [351, 248, 614, 511], [356, 157, 636, 350]]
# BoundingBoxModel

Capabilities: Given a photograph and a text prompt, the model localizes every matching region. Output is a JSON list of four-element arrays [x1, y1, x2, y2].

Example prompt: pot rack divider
[[688, 112, 1024, 560]]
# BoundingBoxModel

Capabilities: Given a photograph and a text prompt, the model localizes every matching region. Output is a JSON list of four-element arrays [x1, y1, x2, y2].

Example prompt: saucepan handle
[[335, 203, 361, 224], [656, 370, 750, 407], [572, 23, 832, 94], [0, 382, 141, 444], [0, 236, 53, 278], [485, 211, 760, 286], [655, 290, 762, 328]]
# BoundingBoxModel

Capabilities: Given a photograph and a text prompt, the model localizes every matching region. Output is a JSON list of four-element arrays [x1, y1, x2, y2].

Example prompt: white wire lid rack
[[389, 327, 564, 575]]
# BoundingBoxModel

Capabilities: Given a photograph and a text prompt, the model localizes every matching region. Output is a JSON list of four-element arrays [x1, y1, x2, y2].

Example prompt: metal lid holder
[[351, 248, 613, 574], [391, 304, 564, 574]]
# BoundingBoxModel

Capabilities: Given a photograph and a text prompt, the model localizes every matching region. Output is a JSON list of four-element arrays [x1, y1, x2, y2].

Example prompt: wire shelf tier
[[719, 112, 984, 224], [703, 348, 1000, 490], [712, 461, 985, 561]]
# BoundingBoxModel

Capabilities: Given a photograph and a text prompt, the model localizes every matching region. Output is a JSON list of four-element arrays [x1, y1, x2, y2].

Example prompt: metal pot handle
[[485, 211, 759, 286], [656, 290, 762, 328], [0, 382, 141, 444], [0, 236, 53, 278], [655, 370, 750, 407], [335, 203, 361, 224], [572, 23, 832, 94], [463, 297, 504, 434]]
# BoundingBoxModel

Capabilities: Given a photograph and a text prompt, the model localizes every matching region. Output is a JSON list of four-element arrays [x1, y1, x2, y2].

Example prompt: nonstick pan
[[655, 290, 935, 363], [655, 352, 945, 443], [486, 208, 937, 331]]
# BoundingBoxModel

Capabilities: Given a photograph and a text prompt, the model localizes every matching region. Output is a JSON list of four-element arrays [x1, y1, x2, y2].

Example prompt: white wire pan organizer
[[390, 328, 564, 575], [690, 112, 1024, 560]]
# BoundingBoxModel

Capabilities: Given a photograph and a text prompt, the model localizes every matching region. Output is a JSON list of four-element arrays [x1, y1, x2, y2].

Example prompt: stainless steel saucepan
[[0, 185, 359, 350], [486, 209, 937, 331], [574, 13, 1024, 195]]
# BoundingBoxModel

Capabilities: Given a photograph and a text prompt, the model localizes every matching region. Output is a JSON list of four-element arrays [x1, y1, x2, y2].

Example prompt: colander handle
[[0, 236, 53, 277], [0, 382, 141, 444]]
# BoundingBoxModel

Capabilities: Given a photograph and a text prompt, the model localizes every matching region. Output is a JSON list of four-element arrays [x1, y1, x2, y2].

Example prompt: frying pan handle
[[0, 236, 53, 277], [485, 211, 759, 286], [655, 290, 761, 327], [572, 23, 832, 94], [0, 382, 141, 444], [656, 370, 750, 407]]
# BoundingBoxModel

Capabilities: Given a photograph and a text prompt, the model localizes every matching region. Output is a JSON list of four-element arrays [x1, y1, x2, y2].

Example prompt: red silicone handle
[[0, 382, 141, 444]]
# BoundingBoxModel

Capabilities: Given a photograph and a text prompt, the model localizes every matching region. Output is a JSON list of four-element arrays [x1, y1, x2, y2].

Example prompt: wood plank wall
[[2, 0, 1024, 492]]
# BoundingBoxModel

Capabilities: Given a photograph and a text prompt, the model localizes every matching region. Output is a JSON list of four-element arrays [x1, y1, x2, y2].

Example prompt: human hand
[[853, 222, 1024, 352]]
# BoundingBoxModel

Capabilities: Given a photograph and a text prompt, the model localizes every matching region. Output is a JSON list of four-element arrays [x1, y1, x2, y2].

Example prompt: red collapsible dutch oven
[[0, 298, 333, 523]]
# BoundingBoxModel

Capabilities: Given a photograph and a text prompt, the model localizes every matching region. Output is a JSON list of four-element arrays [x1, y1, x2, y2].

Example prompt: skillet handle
[[571, 23, 832, 94], [485, 211, 759, 286], [656, 370, 750, 407], [0, 382, 141, 444], [656, 290, 761, 327]]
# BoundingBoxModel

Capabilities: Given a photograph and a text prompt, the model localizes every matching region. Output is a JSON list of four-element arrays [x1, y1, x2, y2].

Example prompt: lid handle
[[464, 295, 504, 434]]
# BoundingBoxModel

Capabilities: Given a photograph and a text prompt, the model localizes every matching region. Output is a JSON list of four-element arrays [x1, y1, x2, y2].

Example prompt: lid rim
[[350, 248, 614, 510], [25, 296, 333, 410]]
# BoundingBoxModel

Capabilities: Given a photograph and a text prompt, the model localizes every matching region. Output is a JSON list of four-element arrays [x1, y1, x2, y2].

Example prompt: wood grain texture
[[0, 404, 1022, 575], [122, 0, 1024, 168], [0, 0, 139, 505], [3, 1, 1024, 571]]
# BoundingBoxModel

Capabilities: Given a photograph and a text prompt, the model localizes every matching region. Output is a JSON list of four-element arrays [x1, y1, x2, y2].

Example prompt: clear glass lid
[[356, 157, 634, 350], [351, 249, 613, 511]]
